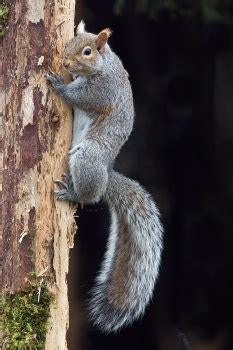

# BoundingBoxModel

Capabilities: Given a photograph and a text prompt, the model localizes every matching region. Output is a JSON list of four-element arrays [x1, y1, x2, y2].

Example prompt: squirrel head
[[63, 21, 112, 77]]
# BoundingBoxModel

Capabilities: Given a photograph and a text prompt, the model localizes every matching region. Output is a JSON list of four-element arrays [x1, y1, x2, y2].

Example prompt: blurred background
[[67, 1, 233, 349]]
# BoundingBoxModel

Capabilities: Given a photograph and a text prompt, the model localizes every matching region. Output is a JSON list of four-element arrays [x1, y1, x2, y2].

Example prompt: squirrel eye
[[83, 47, 92, 56]]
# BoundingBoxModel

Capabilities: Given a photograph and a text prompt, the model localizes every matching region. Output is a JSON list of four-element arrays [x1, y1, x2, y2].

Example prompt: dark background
[[67, 1, 233, 349]]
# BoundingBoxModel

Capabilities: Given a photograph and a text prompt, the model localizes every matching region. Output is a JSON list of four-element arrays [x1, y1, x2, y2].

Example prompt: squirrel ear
[[76, 20, 85, 35], [96, 28, 112, 52]]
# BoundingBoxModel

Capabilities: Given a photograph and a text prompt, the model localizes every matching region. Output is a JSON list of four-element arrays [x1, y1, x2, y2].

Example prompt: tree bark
[[2, 1, 76, 348], [0, 35, 3, 343]]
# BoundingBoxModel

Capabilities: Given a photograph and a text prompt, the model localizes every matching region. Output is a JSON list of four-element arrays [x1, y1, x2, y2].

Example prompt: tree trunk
[[1, 1, 76, 348], [0, 34, 3, 343]]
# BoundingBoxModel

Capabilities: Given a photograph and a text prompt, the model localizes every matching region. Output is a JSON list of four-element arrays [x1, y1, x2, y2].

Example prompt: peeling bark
[[0, 35, 3, 344], [2, 1, 76, 348]]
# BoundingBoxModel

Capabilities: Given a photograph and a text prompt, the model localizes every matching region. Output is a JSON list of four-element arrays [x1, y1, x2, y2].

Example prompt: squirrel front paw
[[46, 72, 64, 89]]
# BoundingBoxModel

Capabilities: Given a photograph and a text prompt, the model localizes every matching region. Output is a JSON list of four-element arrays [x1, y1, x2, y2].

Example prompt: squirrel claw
[[46, 72, 64, 86], [54, 174, 76, 202], [54, 190, 69, 201], [54, 179, 68, 190], [54, 174, 72, 191]]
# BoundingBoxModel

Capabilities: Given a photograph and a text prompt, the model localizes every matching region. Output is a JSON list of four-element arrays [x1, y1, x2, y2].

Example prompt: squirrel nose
[[64, 62, 70, 68]]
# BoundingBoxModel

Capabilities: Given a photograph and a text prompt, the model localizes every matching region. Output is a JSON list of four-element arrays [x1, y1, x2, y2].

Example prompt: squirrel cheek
[[94, 60, 102, 72]]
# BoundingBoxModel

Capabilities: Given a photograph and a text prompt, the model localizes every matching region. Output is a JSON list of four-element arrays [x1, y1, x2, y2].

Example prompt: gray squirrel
[[47, 21, 163, 333]]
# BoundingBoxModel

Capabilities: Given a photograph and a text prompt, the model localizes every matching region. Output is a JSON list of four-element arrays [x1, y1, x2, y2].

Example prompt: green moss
[[1, 277, 53, 349], [0, 0, 9, 37]]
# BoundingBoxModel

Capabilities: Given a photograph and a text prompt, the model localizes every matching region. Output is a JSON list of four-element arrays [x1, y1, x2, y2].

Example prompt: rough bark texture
[[0, 36, 3, 342], [2, 1, 76, 348]]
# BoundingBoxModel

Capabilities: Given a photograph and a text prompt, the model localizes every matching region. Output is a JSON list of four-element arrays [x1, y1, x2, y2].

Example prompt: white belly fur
[[69, 107, 92, 155]]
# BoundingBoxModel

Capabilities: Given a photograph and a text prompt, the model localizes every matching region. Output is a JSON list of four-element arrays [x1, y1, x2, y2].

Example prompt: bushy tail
[[88, 170, 163, 333]]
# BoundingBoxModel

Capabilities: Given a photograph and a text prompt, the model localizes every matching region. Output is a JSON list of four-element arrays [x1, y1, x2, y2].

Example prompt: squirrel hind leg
[[70, 162, 108, 204]]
